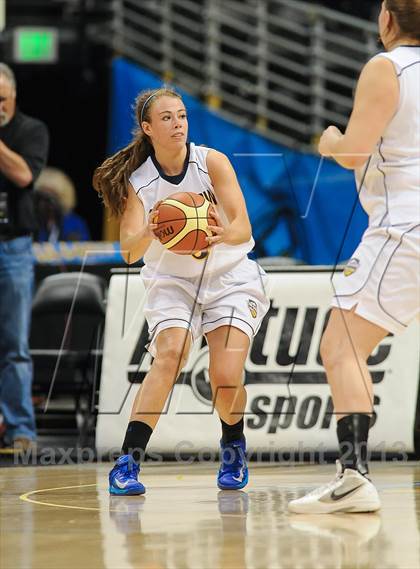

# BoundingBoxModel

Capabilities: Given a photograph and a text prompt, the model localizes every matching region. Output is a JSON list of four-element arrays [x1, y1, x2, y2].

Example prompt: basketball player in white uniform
[[94, 88, 269, 495], [289, 0, 419, 514]]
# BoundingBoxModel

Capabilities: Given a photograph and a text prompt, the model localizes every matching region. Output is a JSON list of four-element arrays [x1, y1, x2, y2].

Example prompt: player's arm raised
[[206, 150, 252, 246], [318, 57, 399, 169], [119, 183, 158, 264]]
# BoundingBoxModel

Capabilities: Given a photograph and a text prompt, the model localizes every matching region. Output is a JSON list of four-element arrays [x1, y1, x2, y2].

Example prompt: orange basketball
[[153, 192, 216, 255]]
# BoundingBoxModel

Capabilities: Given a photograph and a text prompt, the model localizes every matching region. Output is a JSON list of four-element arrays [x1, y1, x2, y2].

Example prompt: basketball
[[153, 192, 215, 255]]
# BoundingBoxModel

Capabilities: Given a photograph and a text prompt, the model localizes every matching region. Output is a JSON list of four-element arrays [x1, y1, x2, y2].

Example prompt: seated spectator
[[34, 167, 91, 242]]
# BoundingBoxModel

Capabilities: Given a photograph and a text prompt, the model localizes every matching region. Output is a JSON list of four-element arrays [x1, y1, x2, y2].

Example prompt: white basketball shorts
[[331, 223, 420, 334], [141, 257, 270, 357]]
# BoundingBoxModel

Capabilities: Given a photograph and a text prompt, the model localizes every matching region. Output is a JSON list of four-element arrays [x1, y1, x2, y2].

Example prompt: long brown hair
[[93, 87, 182, 218], [386, 0, 420, 41]]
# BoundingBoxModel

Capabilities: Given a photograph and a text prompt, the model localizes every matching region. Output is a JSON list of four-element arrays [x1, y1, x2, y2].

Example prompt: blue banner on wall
[[109, 57, 368, 265]]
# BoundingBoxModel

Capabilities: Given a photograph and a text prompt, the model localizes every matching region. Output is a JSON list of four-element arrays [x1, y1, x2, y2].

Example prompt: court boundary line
[[19, 476, 420, 512], [19, 483, 102, 511]]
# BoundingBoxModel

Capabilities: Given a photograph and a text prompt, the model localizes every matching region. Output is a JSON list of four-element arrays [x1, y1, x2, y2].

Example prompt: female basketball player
[[289, 0, 419, 514], [93, 88, 269, 495]]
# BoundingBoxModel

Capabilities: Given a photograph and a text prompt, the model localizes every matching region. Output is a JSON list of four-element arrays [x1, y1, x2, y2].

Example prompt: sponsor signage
[[96, 271, 419, 454]]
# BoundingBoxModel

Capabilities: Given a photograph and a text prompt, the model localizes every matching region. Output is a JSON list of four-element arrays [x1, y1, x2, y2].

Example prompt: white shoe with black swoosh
[[288, 461, 381, 514]]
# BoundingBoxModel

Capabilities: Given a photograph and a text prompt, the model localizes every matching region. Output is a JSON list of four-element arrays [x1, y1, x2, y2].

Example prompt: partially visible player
[[289, 0, 420, 514], [93, 88, 269, 495]]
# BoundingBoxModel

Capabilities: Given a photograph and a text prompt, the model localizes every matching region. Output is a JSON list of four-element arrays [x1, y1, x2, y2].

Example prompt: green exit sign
[[13, 27, 58, 63]]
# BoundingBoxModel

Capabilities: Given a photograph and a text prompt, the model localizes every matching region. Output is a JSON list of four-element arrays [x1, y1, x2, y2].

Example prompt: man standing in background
[[0, 63, 49, 451]]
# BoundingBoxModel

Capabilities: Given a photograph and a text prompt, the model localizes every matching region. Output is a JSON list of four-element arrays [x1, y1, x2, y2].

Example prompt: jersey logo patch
[[248, 299, 257, 318], [343, 258, 359, 277]]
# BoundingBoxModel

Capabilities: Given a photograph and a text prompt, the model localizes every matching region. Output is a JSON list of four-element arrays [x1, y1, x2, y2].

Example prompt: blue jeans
[[0, 236, 36, 442]]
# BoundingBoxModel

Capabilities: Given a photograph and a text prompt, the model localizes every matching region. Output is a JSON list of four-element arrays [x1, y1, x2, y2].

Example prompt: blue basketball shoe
[[109, 454, 146, 496], [217, 438, 248, 490]]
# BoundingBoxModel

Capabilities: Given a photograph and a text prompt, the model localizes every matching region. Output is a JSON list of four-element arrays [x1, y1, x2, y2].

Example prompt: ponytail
[[93, 133, 151, 218], [93, 86, 182, 219], [386, 0, 420, 41]]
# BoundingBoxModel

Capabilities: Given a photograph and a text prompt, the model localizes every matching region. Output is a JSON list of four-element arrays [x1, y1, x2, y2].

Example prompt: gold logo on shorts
[[192, 250, 209, 261], [343, 258, 360, 277], [248, 299, 257, 318]]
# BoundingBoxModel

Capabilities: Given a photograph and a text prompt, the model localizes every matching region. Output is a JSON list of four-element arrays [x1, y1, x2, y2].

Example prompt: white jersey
[[355, 46, 420, 226], [129, 143, 254, 277]]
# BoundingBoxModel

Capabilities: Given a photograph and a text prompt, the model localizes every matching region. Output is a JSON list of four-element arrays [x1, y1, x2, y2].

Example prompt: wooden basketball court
[[1, 461, 419, 568]]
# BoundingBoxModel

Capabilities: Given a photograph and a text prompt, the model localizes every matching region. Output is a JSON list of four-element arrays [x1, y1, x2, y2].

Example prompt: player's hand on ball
[[147, 202, 161, 239], [206, 206, 226, 246], [318, 125, 343, 157]]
